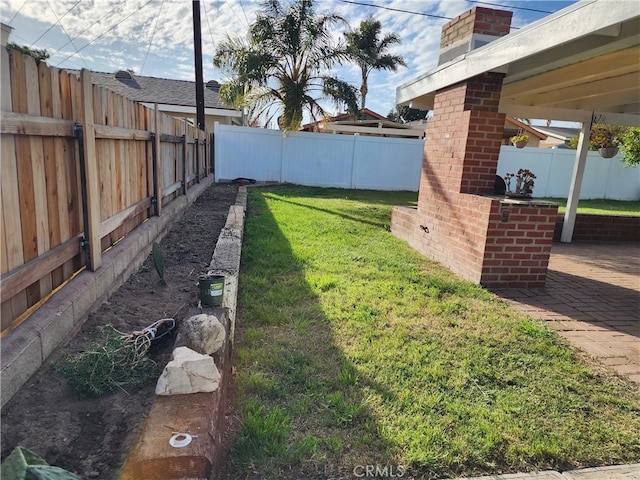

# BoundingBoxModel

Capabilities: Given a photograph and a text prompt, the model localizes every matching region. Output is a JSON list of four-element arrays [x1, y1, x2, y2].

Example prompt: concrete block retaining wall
[[0, 178, 215, 408]]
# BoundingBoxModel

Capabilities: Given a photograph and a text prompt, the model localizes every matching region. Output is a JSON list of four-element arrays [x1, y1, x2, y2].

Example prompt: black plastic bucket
[[198, 274, 225, 306]]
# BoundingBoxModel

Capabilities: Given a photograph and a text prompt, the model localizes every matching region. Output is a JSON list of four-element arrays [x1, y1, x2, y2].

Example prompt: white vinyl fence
[[498, 146, 640, 200], [214, 124, 424, 191], [214, 124, 640, 199]]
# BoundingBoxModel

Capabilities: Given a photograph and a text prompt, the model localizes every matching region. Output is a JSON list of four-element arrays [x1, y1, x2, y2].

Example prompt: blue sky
[[1, 0, 578, 119]]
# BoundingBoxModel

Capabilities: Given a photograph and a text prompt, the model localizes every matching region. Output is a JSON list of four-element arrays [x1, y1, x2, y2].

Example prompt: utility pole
[[192, 0, 205, 131]]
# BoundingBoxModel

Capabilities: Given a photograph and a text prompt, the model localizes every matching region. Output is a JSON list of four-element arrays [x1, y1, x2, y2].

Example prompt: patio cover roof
[[397, 0, 640, 127]]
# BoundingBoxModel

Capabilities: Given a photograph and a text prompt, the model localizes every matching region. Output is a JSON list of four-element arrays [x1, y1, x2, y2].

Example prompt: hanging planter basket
[[512, 140, 528, 149], [598, 146, 619, 158]]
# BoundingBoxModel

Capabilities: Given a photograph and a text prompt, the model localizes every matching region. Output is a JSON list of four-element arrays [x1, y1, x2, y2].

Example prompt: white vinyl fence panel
[[214, 124, 424, 191], [214, 124, 639, 199], [497, 146, 640, 200], [283, 131, 355, 188], [215, 126, 282, 182]]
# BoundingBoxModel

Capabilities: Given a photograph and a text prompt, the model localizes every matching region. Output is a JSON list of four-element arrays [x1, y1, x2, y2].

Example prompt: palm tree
[[344, 17, 406, 110], [213, 0, 358, 131]]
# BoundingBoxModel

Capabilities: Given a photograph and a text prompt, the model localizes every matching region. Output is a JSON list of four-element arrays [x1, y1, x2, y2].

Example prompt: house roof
[[82, 70, 236, 111], [331, 108, 389, 122], [505, 117, 547, 140], [301, 108, 425, 138], [301, 108, 389, 130], [529, 125, 581, 141], [397, 0, 640, 126]]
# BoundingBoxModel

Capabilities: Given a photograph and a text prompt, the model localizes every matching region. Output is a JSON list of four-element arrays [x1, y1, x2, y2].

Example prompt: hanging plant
[[510, 134, 529, 149], [590, 119, 622, 158]]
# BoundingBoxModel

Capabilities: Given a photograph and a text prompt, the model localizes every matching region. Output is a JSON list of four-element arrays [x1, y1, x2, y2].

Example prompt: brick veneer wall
[[553, 214, 640, 243], [391, 5, 559, 288], [440, 7, 512, 49], [483, 203, 558, 288], [392, 200, 558, 288]]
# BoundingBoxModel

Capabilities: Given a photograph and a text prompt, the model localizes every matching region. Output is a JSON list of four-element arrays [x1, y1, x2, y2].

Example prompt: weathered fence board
[[39, 61, 64, 289], [0, 235, 82, 301], [1, 49, 212, 334], [0, 112, 75, 136]]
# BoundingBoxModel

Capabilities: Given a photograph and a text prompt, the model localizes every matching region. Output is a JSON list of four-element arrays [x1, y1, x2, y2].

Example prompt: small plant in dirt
[[152, 241, 167, 284], [54, 325, 158, 398]]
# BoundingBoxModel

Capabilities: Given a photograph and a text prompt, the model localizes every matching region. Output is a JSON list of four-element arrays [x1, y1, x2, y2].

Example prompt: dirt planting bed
[[1, 183, 238, 478]]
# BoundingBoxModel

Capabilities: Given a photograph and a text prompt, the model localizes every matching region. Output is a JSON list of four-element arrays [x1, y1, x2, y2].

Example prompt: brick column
[[391, 6, 558, 288]]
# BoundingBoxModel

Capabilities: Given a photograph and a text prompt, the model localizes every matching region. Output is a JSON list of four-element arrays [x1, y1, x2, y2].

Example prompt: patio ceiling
[[397, 0, 640, 126]]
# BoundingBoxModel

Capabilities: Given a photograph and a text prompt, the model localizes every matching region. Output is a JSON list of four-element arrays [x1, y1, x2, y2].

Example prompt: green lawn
[[543, 198, 640, 216], [228, 186, 640, 479]]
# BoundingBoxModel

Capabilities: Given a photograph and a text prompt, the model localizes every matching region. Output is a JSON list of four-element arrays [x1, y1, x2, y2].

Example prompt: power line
[[29, 0, 81, 48], [468, 1, 552, 14], [7, 0, 29, 25], [55, 0, 155, 68], [202, 0, 216, 48], [46, 0, 88, 68], [337, 0, 452, 21], [336, 0, 526, 30], [238, 0, 250, 26], [54, 3, 124, 54], [140, 0, 165, 74], [224, 0, 249, 28]]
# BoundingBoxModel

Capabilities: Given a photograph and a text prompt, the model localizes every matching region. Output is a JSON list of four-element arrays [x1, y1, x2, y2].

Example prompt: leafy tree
[[344, 17, 406, 110], [7, 42, 49, 62], [619, 127, 640, 167], [387, 105, 429, 124], [213, 0, 358, 131]]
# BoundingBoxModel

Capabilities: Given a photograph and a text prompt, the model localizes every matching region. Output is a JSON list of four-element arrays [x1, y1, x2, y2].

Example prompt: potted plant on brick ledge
[[510, 134, 529, 149], [504, 168, 536, 198]]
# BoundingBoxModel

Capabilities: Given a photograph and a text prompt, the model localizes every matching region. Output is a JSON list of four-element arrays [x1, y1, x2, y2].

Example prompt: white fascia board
[[140, 102, 242, 117], [499, 103, 640, 126], [528, 127, 571, 141], [396, 0, 638, 105], [323, 123, 425, 138]]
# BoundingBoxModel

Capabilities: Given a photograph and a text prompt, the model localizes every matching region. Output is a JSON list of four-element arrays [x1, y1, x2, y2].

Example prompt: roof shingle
[[84, 70, 235, 111]]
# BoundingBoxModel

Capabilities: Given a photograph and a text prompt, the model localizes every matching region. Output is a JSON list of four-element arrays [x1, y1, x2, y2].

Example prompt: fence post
[[153, 104, 162, 216], [544, 149, 556, 197], [195, 130, 200, 183], [203, 135, 208, 177], [350, 133, 360, 189], [181, 132, 187, 195], [212, 122, 218, 178], [280, 131, 285, 183], [79, 69, 102, 271]]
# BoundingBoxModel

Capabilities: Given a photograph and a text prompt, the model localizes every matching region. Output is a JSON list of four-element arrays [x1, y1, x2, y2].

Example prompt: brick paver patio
[[493, 243, 640, 383]]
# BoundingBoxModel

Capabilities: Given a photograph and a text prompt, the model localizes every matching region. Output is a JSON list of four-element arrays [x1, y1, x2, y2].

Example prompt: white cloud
[[1, 0, 577, 117]]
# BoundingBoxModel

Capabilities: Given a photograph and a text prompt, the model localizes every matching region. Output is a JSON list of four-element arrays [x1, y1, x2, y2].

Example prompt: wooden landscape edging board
[[120, 187, 246, 480]]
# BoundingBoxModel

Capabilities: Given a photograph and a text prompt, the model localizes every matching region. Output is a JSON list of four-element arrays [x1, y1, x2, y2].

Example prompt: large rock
[[155, 347, 221, 396], [177, 314, 226, 355]]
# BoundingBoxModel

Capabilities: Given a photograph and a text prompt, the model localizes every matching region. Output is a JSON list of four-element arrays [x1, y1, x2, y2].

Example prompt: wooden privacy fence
[[0, 48, 213, 335]]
